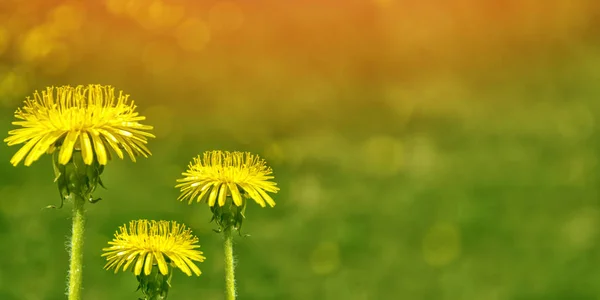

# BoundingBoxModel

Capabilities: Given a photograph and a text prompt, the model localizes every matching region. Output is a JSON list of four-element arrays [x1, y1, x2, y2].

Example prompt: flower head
[[176, 150, 279, 208], [4, 84, 155, 167], [102, 220, 205, 276]]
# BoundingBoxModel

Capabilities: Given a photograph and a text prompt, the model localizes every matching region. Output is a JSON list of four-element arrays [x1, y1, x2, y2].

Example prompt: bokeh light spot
[[105, 0, 144, 16], [47, 3, 86, 33], [289, 174, 322, 212], [19, 26, 59, 62], [263, 142, 285, 165], [142, 41, 177, 75], [422, 222, 461, 267], [104, 0, 127, 15], [174, 18, 210, 52], [0, 27, 9, 57], [0, 66, 30, 107], [208, 1, 244, 33], [135, 0, 184, 31], [361, 135, 403, 177], [561, 208, 598, 251], [404, 135, 438, 179], [105, 0, 126, 15], [310, 241, 340, 275]]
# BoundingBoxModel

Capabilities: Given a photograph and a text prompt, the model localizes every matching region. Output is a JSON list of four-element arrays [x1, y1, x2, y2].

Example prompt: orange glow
[[0, 0, 595, 110], [174, 18, 211, 52], [208, 1, 244, 34]]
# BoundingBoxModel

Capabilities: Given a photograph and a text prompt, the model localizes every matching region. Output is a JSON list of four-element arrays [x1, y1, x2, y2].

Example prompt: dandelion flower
[[102, 220, 205, 276], [176, 150, 279, 208], [4, 84, 155, 167]]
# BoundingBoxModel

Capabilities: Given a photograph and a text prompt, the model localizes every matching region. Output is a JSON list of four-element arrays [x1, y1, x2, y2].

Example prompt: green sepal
[[50, 149, 106, 209], [210, 196, 248, 236], [50, 154, 68, 209], [135, 264, 173, 300]]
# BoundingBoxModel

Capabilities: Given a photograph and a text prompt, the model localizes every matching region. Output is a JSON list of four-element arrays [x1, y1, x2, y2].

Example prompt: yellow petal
[[5, 128, 42, 145], [257, 187, 276, 207], [177, 188, 194, 202], [217, 183, 228, 206], [195, 183, 213, 204], [155, 253, 169, 275], [183, 181, 208, 204], [228, 183, 243, 206], [208, 183, 220, 207], [134, 252, 147, 275], [241, 184, 266, 207], [24, 132, 62, 165], [260, 181, 280, 193], [58, 131, 80, 165], [46, 143, 56, 154], [79, 132, 93, 165], [122, 250, 141, 271], [103, 257, 120, 271], [96, 129, 124, 159], [90, 133, 108, 165], [114, 258, 128, 273], [144, 252, 154, 276], [113, 134, 136, 161], [180, 254, 202, 276], [170, 254, 191, 276], [128, 140, 151, 158], [121, 127, 156, 139], [186, 249, 205, 261], [9, 134, 44, 166]]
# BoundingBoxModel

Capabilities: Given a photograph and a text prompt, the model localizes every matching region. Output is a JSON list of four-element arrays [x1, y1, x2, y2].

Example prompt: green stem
[[68, 194, 85, 300], [223, 227, 236, 300]]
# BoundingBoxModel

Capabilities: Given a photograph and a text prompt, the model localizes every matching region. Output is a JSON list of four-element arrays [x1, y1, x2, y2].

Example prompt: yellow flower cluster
[[5, 84, 154, 166], [176, 150, 279, 207], [5, 84, 280, 299], [102, 220, 205, 276]]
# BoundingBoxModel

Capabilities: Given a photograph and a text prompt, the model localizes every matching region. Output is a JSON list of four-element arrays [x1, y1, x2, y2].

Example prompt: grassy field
[[1, 1, 600, 299]]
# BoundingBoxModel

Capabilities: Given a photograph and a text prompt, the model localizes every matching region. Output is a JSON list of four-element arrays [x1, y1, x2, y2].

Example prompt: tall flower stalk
[[4, 84, 155, 300], [176, 150, 279, 299]]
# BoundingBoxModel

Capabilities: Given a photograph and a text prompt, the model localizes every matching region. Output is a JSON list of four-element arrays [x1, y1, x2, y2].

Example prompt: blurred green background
[[1, 0, 600, 299]]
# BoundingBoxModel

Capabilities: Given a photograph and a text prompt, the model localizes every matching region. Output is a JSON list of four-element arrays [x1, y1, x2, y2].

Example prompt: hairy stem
[[223, 227, 236, 300], [68, 194, 85, 300]]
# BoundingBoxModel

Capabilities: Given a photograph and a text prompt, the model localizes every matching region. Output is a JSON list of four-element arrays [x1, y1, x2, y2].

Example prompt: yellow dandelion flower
[[102, 220, 205, 276], [4, 84, 155, 167], [176, 150, 280, 208]]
